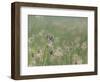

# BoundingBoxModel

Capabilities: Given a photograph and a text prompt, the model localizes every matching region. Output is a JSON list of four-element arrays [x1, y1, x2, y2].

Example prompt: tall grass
[[28, 15, 88, 66]]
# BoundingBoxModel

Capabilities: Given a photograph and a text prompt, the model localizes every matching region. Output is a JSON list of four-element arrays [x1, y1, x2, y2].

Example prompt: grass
[[28, 15, 88, 66]]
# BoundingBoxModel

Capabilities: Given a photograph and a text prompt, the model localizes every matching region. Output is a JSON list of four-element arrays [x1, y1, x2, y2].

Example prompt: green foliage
[[28, 15, 88, 66]]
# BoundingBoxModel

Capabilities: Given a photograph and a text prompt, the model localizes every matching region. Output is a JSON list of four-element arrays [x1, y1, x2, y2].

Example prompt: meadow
[[28, 15, 88, 66]]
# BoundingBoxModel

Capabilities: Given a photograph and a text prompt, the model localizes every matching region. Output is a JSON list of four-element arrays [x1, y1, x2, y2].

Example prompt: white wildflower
[[33, 49, 44, 64], [72, 54, 82, 64], [81, 42, 87, 50], [54, 47, 63, 57], [50, 47, 63, 64], [35, 49, 43, 58], [64, 46, 70, 52]]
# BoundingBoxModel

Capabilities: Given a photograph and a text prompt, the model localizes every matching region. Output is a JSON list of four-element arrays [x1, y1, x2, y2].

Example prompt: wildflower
[[35, 49, 43, 58], [72, 54, 82, 64], [50, 47, 63, 65], [81, 42, 87, 50], [32, 49, 43, 65], [28, 34, 35, 44], [53, 47, 63, 57], [64, 46, 70, 52]]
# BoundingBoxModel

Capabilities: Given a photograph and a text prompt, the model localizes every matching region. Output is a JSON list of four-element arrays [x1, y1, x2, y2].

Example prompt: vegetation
[[28, 15, 88, 66]]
